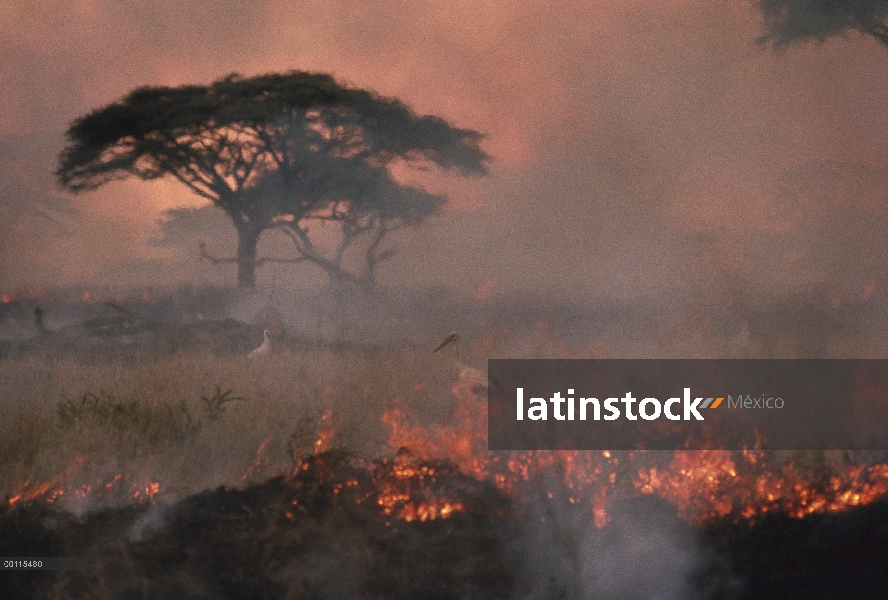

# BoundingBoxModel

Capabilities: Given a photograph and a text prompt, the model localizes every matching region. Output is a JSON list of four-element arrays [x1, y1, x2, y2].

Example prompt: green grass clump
[[56, 390, 209, 447], [200, 386, 247, 421]]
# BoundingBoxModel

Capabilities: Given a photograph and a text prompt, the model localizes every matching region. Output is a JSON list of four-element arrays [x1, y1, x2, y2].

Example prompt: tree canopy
[[758, 0, 888, 49], [58, 71, 489, 288]]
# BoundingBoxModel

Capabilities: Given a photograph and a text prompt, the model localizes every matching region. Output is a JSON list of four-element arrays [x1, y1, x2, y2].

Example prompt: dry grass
[[0, 345, 462, 509]]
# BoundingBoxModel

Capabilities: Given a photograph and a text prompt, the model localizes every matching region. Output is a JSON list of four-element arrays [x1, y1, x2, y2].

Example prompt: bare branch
[[198, 242, 308, 267]]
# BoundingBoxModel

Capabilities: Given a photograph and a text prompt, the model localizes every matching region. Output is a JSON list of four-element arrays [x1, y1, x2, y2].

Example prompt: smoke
[[0, 0, 887, 349], [578, 497, 704, 600], [517, 479, 724, 600], [0, 132, 76, 286], [128, 501, 172, 543]]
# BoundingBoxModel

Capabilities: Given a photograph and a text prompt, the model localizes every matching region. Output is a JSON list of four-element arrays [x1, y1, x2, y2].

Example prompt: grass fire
[[2, 287, 888, 599], [5, 1, 888, 597]]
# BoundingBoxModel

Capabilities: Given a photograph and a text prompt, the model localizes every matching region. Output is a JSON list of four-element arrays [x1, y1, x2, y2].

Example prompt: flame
[[380, 381, 888, 527], [379, 381, 626, 525], [636, 450, 888, 522], [8, 377, 888, 528], [243, 436, 276, 483], [313, 406, 335, 455], [374, 456, 466, 522], [135, 481, 161, 500], [6, 455, 163, 509]]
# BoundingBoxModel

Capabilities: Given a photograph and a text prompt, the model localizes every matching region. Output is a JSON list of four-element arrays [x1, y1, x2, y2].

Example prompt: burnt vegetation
[[2, 287, 888, 599], [0, 451, 520, 600], [3, 453, 888, 599], [3, 4, 888, 598]]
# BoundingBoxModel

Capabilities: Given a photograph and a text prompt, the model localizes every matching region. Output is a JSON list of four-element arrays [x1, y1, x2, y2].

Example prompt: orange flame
[[374, 457, 466, 522], [313, 406, 335, 455], [9, 381, 888, 528], [380, 380, 888, 527], [7, 455, 164, 509]]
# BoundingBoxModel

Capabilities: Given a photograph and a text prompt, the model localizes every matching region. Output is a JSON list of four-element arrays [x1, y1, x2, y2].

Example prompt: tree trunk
[[359, 263, 376, 293], [235, 225, 260, 289]]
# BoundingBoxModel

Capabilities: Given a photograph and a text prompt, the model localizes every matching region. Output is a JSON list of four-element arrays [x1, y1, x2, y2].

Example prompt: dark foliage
[[57, 71, 489, 289], [758, 0, 888, 48]]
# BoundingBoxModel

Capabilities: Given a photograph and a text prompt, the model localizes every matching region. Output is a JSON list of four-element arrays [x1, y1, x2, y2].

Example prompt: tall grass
[[0, 346, 461, 509]]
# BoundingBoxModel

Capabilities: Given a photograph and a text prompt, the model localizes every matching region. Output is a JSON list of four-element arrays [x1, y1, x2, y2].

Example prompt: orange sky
[[2, 0, 888, 301]]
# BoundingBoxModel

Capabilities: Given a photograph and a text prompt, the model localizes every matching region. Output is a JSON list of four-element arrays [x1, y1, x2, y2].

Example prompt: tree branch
[[274, 225, 363, 285], [198, 242, 308, 266]]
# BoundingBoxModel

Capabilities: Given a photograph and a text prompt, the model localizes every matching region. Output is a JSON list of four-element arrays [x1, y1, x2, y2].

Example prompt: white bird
[[432, 332, 488, 390], [249, 328, 282, 359]]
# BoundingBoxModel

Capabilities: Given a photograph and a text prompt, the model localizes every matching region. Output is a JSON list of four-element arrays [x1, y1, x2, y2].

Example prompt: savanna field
[[5, 0, 888, 596], [0, 346, 454, 506], [2, 288, 888, 599]]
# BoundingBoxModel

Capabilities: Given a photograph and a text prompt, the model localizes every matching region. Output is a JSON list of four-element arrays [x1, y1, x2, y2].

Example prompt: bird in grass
[[433, 332, 488, 390], [249, 328, 282, 359]]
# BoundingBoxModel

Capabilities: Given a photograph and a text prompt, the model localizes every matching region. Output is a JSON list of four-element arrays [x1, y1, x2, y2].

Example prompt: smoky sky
[[2, 0, 888, 305]]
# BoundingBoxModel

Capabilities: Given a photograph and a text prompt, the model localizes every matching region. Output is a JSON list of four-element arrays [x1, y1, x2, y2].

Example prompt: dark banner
[[487, 360, 888, 450]]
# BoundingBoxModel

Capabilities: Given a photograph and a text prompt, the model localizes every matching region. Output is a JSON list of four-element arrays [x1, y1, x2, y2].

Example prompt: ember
[[7, 371, 888, 530], [3, 305, 888, 598], [3, 346, 888, 599], [378, 380, 888, 527]]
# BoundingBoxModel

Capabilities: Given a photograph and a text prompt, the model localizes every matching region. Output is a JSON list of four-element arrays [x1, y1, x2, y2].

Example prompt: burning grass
[[0, 450, 522, 600], [3, 447, 888, 599], [4, 341, 888, 598], [0, 345, 460, 512], [4, 344, 888, 524]]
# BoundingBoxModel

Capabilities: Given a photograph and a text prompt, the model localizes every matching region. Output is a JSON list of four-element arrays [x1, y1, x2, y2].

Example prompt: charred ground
[[2, 286, 888, 599], [3, 452, 888, 600]]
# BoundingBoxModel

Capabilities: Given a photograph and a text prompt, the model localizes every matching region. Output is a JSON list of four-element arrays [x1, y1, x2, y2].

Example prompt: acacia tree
[[58, 71, 488, 289], [758, 0, 888, 48], [255, 154, 445, 290]]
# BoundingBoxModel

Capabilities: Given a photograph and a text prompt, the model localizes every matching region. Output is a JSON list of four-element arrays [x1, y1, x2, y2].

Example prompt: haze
[[2, 0, 888, 311]]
